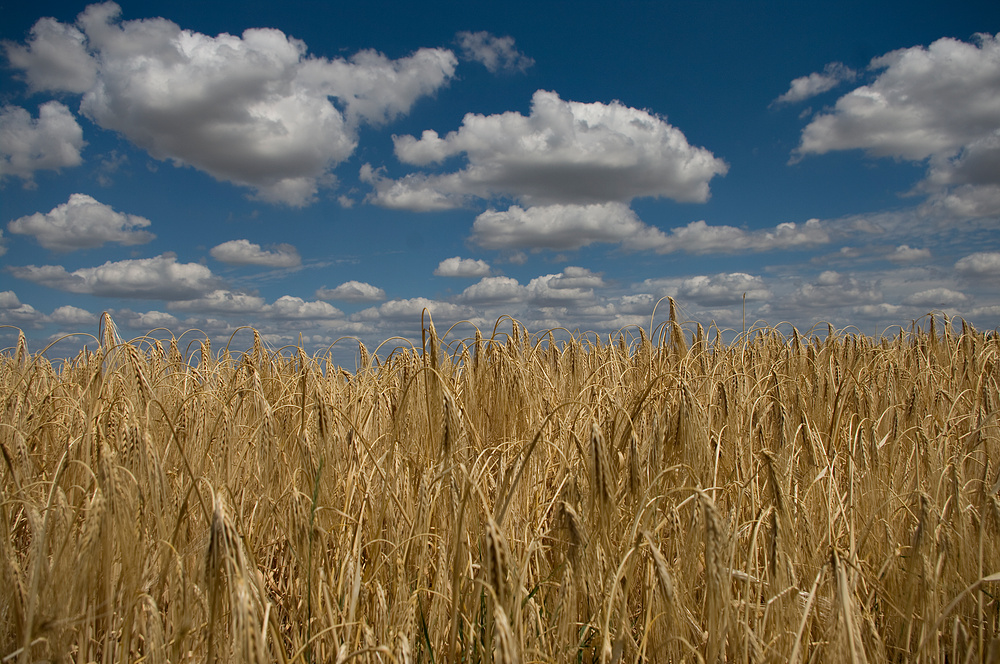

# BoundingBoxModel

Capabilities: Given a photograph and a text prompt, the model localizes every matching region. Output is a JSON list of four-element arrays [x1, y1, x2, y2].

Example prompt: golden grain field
[[2, 307, 999, 663]]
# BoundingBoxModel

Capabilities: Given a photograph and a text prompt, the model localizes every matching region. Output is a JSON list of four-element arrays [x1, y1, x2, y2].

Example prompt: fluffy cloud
[[920, 131, 1000, 217], [209, 239, 301, 267], [267, 295, 342, 319], [458, 267, 606, 308], [642, 273, 771, 307], [3, 17, 98, 93], [469, 204, 832, 254], [316, 281, 386, 302], [772, 62, 857, 106], [902, 288, 968, 307], [378, 89, 727, 209], [46, 305, 98, 326], [8, 253, 220, 299], [8, 194, 154, 251], [0, 291, 22, 309], [470, 202, 657, 251], [455, 31, 534, 73], [169, 289, 266, 313], [642, 218, 829, 254], [170, 290, 343, 319], [6, 2, 457, 206], [122, 310, 179, 329], [955, 251, 1000, 278], [0, 102, 85, 183], [791, 33, 1000, 219], [796, 34, 1000, 160], [459, 276, 526, 304], [887, 245, 931, 263], [352, 297, 473, 323], [434, 256, 492, 277], [791, 271, 882, 308]]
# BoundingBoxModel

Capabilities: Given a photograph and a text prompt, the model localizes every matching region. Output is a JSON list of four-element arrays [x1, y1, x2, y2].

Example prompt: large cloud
[[796, 34, 1000, 160], [0, 102, 85, 183], [8, 253, 221, 299], [372, 89, 728, 209], [8, 193, 154, 251], [793, 33, 1000, 218], [210, 239, 301, 267], [5, 2, 457, 206]]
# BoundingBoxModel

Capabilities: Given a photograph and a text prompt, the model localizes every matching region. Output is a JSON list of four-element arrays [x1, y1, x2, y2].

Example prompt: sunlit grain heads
[[485, 515, 511, 609], [642, 530, 674, 605], [493, 603, 520, 664], [589, 422, 613, 521], [558, 500, 589, 562]]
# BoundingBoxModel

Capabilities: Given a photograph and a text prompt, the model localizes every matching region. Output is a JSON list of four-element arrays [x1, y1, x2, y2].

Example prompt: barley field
[[2, 307, 999, 663]]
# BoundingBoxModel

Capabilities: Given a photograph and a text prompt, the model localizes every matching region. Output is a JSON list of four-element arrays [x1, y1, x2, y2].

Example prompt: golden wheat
[[1, 312, 998, 662]]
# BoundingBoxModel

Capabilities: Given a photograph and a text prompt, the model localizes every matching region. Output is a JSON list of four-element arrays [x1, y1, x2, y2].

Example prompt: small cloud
[[8, 193, 154, 251], [315, 280, 386, 302], [955, 251, 1000, 278], [210, 239, 301, 267], [0, 291, 22, 309], [46, 305, 98, 326], [0, 102, 86, 185], [434, 256, 492, 277], [772, 62, 857, 106], [459, 276, 526, 304], [902, 288, 968, 307], [887, 244, 931, 263], [455, 31, 534, 73]]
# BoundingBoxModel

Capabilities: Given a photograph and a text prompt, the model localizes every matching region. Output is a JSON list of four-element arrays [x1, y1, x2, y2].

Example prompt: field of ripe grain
[[2, 309, 999, 663]]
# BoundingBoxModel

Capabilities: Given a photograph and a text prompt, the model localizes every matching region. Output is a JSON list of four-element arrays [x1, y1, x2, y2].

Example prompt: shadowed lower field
[[1, 310, 999, 663]]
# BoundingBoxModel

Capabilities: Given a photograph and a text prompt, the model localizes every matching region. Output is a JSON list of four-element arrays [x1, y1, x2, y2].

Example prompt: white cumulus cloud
[[9, 253, 220, 299], [470, 202, 658, 251], [6, 2, 457, 206], [46, 305, 98, 326], [0, 291, 22, 309], [459, 276, 526, 304], [209, 239, 301, 267], [315, 281, 386, 302], [169, 289, 266, 313], [3, 17, 98, 93], [378, 89, 727, 209], [902, 288, 968, 307], [8, 193, 154, 251], [434, 256, 492, 277], [955, 251, 1000, 278], [642, 273, 771, 306], [641, 218, 830, 254], [887, 244, 931, 263], [0, 102, 85, 183]]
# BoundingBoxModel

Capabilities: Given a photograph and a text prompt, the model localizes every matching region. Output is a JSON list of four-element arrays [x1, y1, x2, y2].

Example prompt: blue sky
[[2, 0, 999, 361]]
